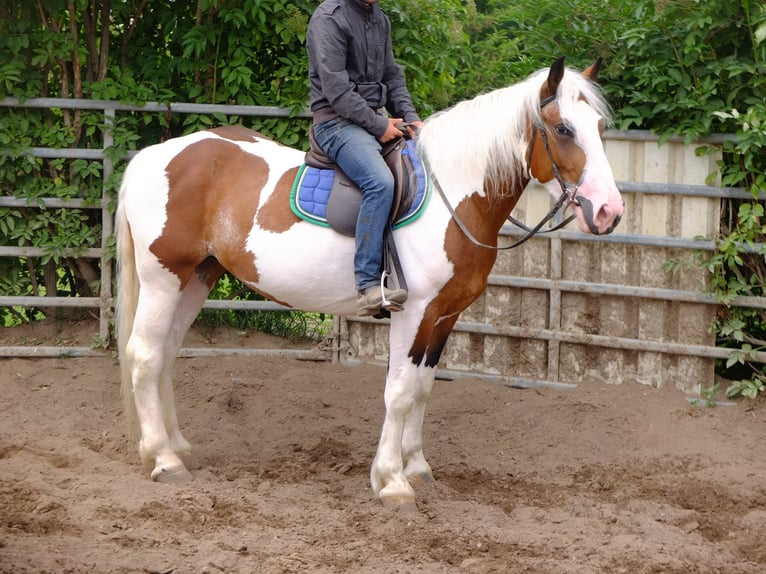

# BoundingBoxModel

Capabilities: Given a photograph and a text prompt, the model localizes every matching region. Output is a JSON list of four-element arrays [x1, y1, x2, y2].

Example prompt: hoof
[[151, 465, 193, 484], [407, 471, 435, 487], [380, 495, 418, 514], [179, 452, 202, 471]]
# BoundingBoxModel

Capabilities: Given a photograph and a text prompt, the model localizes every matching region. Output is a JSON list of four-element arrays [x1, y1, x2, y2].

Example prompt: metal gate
[[0, 97, 324, 361], [1, 98, 764, 392], [339, 131, 766, 393]]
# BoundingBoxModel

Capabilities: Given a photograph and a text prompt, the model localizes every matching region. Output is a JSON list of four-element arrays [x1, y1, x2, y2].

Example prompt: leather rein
[[421, 94, 584, 251]]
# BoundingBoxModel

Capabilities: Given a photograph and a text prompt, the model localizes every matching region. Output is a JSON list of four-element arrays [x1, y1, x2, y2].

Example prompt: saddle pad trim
[[290, 163, 432, 230], [393, 179, 432, 230]]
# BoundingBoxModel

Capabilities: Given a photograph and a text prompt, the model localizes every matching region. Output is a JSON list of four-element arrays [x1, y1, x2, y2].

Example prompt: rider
[[306, 0, 424, 316]]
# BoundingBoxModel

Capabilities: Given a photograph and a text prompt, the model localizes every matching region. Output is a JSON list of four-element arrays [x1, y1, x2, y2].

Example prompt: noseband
[[425, 94, 585, 251]]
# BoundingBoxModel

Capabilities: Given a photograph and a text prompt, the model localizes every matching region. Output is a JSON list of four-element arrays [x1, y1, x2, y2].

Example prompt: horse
[[115, 57, 624, 512]]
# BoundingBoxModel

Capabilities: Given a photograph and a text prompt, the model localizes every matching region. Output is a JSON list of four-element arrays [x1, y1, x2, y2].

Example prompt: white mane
[[418, 65, 612, 197]]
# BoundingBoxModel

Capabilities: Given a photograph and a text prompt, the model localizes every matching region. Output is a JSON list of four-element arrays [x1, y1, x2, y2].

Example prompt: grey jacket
[[306, 0, 420, 138]]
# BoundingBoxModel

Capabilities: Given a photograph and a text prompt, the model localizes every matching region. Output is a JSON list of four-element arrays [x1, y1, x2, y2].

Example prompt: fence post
[[99, 106, 116, 344]]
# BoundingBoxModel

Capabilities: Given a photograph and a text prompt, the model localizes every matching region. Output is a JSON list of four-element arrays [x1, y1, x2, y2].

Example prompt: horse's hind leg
[[127, 286, 194, 483], [159, 265, 223, 471]]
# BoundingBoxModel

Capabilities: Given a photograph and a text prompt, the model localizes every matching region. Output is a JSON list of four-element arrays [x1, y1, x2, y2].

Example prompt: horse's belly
[[240, 224, 359, 314]]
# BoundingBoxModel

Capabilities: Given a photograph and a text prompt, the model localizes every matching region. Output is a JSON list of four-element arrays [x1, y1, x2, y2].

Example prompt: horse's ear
[[582, 58, 603, 82], [545, 56, 566, 99]]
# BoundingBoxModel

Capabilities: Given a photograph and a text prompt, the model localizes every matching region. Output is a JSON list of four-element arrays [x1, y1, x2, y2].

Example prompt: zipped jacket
[[307, 0, 420, 138]]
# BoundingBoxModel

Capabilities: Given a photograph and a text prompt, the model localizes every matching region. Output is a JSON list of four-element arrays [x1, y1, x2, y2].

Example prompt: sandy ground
[[1, 320, 765, 573]]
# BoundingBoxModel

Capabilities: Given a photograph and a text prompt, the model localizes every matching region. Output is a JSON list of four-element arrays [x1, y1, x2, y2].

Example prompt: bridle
[[423, 93, 586, 251]]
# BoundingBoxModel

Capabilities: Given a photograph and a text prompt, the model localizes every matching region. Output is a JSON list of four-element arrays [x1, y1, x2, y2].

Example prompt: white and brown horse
[[116, 58, 623, 511]]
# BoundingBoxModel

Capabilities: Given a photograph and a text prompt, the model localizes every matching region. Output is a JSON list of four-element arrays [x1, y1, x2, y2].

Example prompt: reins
[[422, 94, 584, 251]]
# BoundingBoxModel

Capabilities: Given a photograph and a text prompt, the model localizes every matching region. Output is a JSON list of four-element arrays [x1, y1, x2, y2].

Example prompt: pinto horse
[[116, 57, 623, 511]]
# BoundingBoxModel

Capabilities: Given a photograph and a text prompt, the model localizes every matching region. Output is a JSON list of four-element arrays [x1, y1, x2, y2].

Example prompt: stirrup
[[380, 271, 405, 312]]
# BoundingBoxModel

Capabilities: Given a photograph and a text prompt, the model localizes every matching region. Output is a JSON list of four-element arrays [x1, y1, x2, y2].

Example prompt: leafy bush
[[0, 0, 468, 334], [461, 0, 765, 396], [612, 0, 766, 397]]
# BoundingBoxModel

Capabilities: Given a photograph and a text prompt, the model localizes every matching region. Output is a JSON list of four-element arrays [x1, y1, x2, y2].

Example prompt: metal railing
[[1, 99, 763, 374], [0, 97, 317, 358]]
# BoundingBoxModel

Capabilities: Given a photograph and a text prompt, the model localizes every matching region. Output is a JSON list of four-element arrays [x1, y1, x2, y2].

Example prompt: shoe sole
[[356, 304, 404, 317], [383, 291, 408, 305], [356, 291, 407, 317]]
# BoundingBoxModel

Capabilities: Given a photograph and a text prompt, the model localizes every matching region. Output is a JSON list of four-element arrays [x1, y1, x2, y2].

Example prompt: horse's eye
[[555, 124, 574, 137]]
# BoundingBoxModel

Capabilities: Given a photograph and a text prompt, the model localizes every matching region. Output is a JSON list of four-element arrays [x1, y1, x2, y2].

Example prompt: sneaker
[[356, 285, 408, 317]]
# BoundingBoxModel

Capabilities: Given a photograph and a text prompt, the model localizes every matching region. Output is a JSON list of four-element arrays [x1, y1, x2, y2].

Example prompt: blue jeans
[[314, 117, 395, 293]]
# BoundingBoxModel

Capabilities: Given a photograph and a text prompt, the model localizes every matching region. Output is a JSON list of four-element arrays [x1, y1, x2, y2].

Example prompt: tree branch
[[121, 0, 149, 68], [98, 0, 110, 82]]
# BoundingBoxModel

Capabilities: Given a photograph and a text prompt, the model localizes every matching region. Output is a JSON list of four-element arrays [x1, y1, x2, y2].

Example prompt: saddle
[[304, 126, 420, 236], [302, 125, 424, 303]]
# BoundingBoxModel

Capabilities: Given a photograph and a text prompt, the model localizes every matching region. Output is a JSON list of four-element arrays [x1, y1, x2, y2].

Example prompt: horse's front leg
[[370, 360, 422, 512], [401, 365, 437, 486], [371, 312, 455, 511]]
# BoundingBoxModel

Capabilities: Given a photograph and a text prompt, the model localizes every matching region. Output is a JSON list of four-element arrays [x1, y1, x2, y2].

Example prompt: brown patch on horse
[[527, 103, 587, 185], [150, 138, 267, 288], [208, 125, 264, 142], [408, 186, 518, 367], [195, 256, 226, 290], [257, 166, 301, 233]]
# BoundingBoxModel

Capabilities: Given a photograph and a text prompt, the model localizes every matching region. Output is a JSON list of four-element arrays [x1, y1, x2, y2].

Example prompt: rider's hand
[[406, 120, 425, 139], [379, 118, 405, 143]]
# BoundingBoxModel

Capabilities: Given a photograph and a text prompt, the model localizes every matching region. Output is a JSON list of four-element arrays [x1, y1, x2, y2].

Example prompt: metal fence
[[340, 132, 766, 392], [0, 97, 320, 360], [1, 98, 764, 392]]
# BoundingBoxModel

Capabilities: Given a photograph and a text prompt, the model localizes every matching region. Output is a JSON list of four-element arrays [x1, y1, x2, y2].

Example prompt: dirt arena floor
[[1, 320, 765, 573]]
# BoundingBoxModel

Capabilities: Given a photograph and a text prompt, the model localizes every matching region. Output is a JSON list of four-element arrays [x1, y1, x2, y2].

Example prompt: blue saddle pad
[[290, 140, 430, 229]]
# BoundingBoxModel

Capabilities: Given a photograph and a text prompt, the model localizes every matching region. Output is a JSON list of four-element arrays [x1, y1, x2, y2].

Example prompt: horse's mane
[[418, 65, 612, 198]]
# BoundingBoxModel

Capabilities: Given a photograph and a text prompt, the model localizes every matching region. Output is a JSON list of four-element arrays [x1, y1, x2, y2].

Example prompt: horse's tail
[[115, 165, 139, 441]]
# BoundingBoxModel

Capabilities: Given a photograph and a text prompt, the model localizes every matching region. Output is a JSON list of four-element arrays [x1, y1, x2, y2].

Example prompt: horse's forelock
[[554, 70, 612, 127]]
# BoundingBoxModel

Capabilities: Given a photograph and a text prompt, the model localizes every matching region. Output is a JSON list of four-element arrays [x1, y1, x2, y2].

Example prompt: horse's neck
[[419, 112, 531, 241], [474, 177, 528, 240]]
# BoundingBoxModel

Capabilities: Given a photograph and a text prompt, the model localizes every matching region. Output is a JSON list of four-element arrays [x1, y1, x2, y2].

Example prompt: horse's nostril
[[589, 201, 625, 235], [602, 211, 622, 235]]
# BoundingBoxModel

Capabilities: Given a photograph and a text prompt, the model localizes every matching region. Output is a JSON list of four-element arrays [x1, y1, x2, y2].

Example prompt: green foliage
[[386, 0, 471, 113], [0, 104, 107, 325], [726, 372, 765, 399], [700, 381, 722, 408], [1, 0, 764, 376], [620, 0, 766, 397], [453, 0, 634, 99], [614, 0, 765, 397], [606, 0, 766, 137], [0, 0, 468, 335]]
